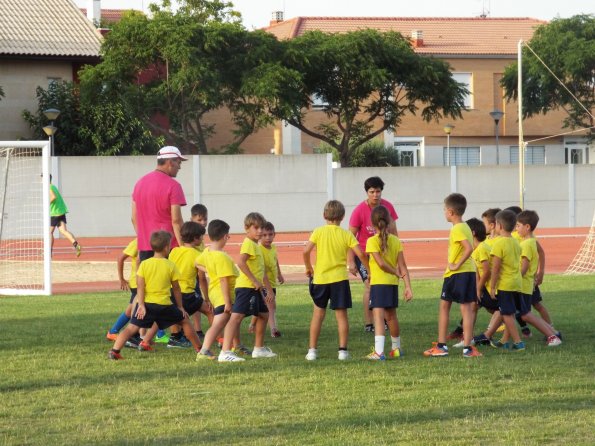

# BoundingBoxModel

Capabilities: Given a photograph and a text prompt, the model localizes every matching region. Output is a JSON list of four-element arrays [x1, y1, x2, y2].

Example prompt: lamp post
[[489, 109, 504, 165], [42, 108, 60, 157], [443, 124, 454, 166]]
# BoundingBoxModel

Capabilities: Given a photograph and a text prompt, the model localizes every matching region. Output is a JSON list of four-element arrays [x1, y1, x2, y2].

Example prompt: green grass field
[[1, 275, 594, 445]]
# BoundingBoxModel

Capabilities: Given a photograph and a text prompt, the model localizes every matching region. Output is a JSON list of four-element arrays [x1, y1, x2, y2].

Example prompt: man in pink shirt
[[348, 176, 398, 332], [132, 146, 188, 261]]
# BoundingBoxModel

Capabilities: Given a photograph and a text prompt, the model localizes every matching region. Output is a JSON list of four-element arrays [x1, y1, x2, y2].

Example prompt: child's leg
[[202, 313, 230, 352], [501, 314, 521, 344], [57, 221, 77, 245], [199, 302, 214, 327], [143, 323, 159, 342], [438, 300, 452, 344], [180, 319, 202, 351], [266, 298, 277, 332], [372, 307, 386, 354], [309, 306, 326, 349], [254, 312, 268, 348], [112, 324, 140, 351], [521, 312, 555, 337], [484, 311, 503, 338], [192, 313, 201, 332], [363, 282, 373, 327], [533, 302, 553, 326], [222, 313, 244, 352], [248, 315, 257, 333], [109, 309, 131, 335], [460, 302, 475, 347], [334, 309, 349, 349]]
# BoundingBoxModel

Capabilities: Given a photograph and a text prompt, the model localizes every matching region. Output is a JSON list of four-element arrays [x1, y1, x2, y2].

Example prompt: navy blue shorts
[[180, 291, 203, 315], [478, 287, 499, 312], [496, 291, 519, 316], [354, 256, 369, 282], [50, 214, 67, 227], [213, 304, 226, 316], [129, 288, 138, 304], [369, 284, 398, 309], [441, 272, 476, 304], [531, 286, 543, 305], [233, 288, 267, 316], [516, 293, 532, 316], [130, 303, 184, 329], [309, 278, 352, 310], [194, 281, 203, 299]]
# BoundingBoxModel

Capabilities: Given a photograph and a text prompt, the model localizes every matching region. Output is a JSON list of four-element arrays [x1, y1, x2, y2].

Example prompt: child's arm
[[370, 252, 398, 276], [263, 274, 275, 305], [117, 252, 130, 291], [489, 256, 501, 299], [197, 268, 210, 308], [346, 249, 357, 276], [171, 205, 184, 247], [237, 253, 263, 289], [276, 258, 285, 285], [171, 280, 189, 319], [303, 241, 315, 277], [477, 260, 490, 298], [352, 246, 370, 280], [448, 239, 473, 272], [397, 251, 413, 301], [536, 240, 546, 285], [220, 276, 233, 313], [520, 256, 530, 277], [135, 275, 146, 319]]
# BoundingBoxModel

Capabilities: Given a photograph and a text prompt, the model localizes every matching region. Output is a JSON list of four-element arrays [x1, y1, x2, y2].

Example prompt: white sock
[[374, 336, 385, 354], [391, 336, 401, 350]]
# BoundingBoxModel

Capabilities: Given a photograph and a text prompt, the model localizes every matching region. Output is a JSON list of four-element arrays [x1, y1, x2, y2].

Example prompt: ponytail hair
[[371, 205, 391, 253]]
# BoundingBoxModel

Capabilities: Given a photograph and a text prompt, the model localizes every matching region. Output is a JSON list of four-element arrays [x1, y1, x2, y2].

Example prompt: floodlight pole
[[489, 110, 504, 165], [518, 40, 525, 209], [443, 124, 454, 166]]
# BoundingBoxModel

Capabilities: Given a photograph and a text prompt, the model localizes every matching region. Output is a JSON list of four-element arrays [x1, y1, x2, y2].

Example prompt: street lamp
[[489, 109, 504, 165], [443, 124, 454, 166], [43, 108, 60, 157]]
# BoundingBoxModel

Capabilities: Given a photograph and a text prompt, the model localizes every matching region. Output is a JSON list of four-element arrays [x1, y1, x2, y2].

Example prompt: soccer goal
[[565, 210, 595, 275], [0, 141, 51, 295]]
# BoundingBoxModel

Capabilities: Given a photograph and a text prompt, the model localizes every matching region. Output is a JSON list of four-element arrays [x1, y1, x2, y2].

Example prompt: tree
[[501, 15, 595, 136], [81, 1, 285, 154], [269, 30, 468, 166]]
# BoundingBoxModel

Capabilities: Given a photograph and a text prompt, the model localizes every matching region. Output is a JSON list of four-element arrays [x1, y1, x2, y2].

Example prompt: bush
[[314, 139, 399, 167]]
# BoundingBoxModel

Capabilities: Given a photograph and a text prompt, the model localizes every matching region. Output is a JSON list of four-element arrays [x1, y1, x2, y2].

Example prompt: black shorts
[[194, 281, 203, 299], [233, 288, 267, 316], [515, 293, 532, 316], [477, 287, 499, 312], [130, 303, 184, 329], [129, 288, 138, 304], [369, 284, 398, 309], [354, 255, 369, 282], [497, 291, 519, 316], [531, 286, 543, 305], [213, 304, 226, 316], [50, 214, 67, 227], [309, 278, 352, 310], [170, 291, 203, 315], [441, 272, 476, 304], [139, 250, 155, 262]]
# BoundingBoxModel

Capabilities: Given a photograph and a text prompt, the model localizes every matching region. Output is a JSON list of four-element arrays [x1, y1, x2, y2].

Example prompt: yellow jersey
[[136, 257, 180, 306], [260, 244, 279, 287], [490, 236, 522, 292], [471, 241, 491, 286], [520, 237, 538, 294], [235, 238, 265, 289], [196, 248, 239, 308], [168, 246, 200, 294], [310, 224, 359, 284], [366, 233, 402, 286], [123, 239, 138, 289], [444, 223, 476, 278]]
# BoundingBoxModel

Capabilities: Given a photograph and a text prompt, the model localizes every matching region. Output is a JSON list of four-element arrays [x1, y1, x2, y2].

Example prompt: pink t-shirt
[[349, 198, 398, 250], [132, 170, 186, 250]]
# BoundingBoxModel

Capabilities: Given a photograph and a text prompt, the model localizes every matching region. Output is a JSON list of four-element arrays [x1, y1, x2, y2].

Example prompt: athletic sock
[[73, 241, 79, 248], [109, 312, 130, 334], [374, 335, 385, 355], [338, 347, 347, 351], [437, 343, 447, 349], [111, 348, 120, 354], [391, 336, 401, 350], [156, 329, 166, 338]]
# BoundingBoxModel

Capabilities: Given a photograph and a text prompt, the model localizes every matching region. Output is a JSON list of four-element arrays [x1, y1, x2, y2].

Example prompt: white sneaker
[[338, 350, 350, 361], [305, 348, 318, 361], [218, 350, 245, 362], [547, 335, 562, 347], [251, 346, 277, 358]]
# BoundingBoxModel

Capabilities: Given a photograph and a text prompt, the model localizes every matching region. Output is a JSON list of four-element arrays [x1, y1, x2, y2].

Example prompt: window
[[311, 93, 329, 110], [394, 142, 420, 166], [510, 146, 545, 165], [565, 145, 588, 164], [47, 77, 61, 87], [443, 146, 480, 166], [452, 72, 473, 109]]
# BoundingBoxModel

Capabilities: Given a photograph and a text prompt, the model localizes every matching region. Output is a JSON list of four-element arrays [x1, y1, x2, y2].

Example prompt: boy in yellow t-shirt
[[196, 220, 240, 360], [219, 212, 277, 362], [190, 203, 209, 338], [424, 193, 481, 358], [167, 222, 214, 348], [304, 200, 369, 361], [106, 239, 138, 342], [107, 231, 202, 360]]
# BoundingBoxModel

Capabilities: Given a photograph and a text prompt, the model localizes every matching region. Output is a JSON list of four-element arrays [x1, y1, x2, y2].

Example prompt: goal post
[[565, 209, 595, 275], [0, 141, 51, 295]]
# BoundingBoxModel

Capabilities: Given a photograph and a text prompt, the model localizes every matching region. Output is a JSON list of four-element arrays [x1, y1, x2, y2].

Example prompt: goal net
[[0, 142, 51, 295], [565, 210, 595, 275]]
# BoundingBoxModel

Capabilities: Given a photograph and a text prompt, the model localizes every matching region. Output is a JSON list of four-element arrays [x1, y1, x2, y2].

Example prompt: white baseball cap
[[157, 146, 188, 161]]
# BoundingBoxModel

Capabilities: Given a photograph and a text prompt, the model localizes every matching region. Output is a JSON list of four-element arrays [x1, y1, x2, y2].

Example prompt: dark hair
[[517, 210, 539, 231], [208, 220, 230, 241], [505, 206, 523, 216], [263, 222, 275, 233], [496, 210, 517, 232], [191, 204, 208, 218], [444, 193, 467, 216], [371, 206, 391, 253], [364, 176, 385, 191], [323, 200, 345, 221], [244, 212, 266, 229], [481, 208, 501, 224], [150, 231, 171, 252], [466, 218, 487, 242], [181, 221, 206, 244]]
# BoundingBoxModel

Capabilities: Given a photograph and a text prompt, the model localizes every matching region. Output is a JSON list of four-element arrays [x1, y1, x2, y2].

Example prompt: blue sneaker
[[167, 337, 191, 349], [473, 333, 490, 346], [512, 341, 525, 351]]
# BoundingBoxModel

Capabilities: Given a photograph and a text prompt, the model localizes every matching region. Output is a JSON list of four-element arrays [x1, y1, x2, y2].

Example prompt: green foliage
[[315, 139, 401, 167], [22, 81, 162, 156], [273, 29, 467, 166], [1, 275, 594, 444], [501, 14, 595, 135]]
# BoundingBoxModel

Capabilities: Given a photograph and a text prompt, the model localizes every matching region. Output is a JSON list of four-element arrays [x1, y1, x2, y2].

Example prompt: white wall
[[51, 155, 595, 237]]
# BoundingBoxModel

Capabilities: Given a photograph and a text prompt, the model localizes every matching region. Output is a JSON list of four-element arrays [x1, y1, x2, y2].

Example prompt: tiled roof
[[265, 17, 546, 56], [80, 8, 127, 23], [0, 0, 102, 58]]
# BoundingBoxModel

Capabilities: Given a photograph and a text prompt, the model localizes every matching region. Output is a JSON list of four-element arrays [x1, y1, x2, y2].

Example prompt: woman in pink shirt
[[348, 176, 398, 332]]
